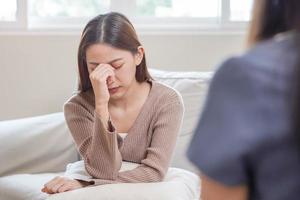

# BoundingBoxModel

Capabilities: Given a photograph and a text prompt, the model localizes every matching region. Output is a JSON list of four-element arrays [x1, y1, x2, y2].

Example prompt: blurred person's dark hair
[[247, 0, 300, 45]]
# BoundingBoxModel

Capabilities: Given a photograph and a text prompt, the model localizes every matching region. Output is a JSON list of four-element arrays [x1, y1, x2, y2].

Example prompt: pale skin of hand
[[89, 63, 116, 128], [41, 176, 91, 194]]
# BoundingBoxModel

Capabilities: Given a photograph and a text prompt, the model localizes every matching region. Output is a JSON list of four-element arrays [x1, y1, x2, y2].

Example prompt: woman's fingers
[[42, 187, 54, 194], [92, 64, 114, 76], [42, 177, 84, 194], [101, 71, 115, 86], [41, 187, 50, 193], [51, 179, 66, 193], [89, 63, 116, 103], [42, 177, 66, 194], [91, 65, 115, 82], [106, 72, 116, 86], [57, 180, 82, 193], [91, 69, 116, 89], [43, 176, 61, 194], [91, 63, 113, 76], [58, 185, 71, 193], [57, 182, 73, 193], [90, 70, 115, 90], [92, 70, 114, 83]]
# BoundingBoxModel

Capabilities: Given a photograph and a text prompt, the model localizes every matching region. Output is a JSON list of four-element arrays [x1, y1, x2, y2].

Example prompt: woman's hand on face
[[41, 176, 90, 194], [89, 64, 115, 106]]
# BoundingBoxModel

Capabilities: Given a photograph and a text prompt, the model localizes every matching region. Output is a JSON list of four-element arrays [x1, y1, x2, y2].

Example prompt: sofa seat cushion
[[0, 172, 64, 200], [0, 168, 199, 200], [48, 167, 199, 200]]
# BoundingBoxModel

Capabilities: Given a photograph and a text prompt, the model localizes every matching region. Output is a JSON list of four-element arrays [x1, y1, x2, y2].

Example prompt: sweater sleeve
[[63, 100, 122, 180], [89, 99, 184, 186]]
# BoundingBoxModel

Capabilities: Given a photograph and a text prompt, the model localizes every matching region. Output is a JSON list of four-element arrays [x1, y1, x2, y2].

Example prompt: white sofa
[[0, 69, 212, 200]]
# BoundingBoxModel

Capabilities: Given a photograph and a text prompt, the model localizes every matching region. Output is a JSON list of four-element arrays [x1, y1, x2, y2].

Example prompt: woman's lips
[[108, 86, 120, 94]]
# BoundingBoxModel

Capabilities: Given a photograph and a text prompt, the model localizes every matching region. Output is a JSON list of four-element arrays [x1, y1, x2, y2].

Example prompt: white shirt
[[118, 132, 128, 139]]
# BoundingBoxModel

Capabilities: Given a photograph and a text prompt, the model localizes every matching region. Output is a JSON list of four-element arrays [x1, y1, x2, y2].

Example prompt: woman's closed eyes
[[112, 63, 124, 69], [88, 60, 124, 71]]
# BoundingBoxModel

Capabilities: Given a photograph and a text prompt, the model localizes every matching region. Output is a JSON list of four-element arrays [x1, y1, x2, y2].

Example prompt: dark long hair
[[248, 0, 300, 150], [247, 0, 300, 46], [77, 12, 152, 92]]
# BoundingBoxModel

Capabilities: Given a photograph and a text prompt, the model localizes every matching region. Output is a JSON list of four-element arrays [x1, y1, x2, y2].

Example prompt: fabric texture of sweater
[[63, 80, 184, 186]]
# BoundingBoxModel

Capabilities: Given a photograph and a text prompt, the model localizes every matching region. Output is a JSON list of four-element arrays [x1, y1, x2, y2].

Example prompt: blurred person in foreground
[[188, 0, 300, 199]]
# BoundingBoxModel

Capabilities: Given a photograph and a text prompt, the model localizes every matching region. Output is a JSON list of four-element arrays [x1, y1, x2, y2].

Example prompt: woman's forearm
[[95, 103, 110, 129]]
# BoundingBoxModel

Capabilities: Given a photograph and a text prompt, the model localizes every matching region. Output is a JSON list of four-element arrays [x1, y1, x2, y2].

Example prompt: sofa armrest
[[0, 112, 79, 176]]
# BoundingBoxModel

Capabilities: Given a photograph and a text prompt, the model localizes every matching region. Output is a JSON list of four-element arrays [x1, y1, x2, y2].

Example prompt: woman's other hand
[[41, 176, 91, 194]]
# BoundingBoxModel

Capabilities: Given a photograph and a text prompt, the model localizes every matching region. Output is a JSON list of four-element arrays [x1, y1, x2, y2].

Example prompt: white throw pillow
[[46, 162, 200, 200], [0, 113, 78, 176], [0, 172, 64, 200], [150, 69, 213, 172]]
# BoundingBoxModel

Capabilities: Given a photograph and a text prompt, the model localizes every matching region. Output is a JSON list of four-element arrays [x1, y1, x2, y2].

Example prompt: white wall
[[0, 32, 246, 120]]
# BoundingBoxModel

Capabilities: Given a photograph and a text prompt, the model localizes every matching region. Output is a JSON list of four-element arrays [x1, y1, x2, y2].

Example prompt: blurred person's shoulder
[[213, 31, 300, 89], [240, 31, 299, 75]]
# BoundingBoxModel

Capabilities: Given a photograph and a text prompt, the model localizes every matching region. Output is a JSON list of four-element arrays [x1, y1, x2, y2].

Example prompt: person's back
[[245, 32, 300, 199], [244, 32, 300, 199], [188, 1, 300, 199], [188, 31, 300, 200]]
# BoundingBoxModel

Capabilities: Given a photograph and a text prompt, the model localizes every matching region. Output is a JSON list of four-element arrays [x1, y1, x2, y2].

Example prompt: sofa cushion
[[0, 172, 64, 200], [0, 113, 78, 176], [0, 166, 199, 200], [47, 166, 199, 200], [150, 69, 213, 172]]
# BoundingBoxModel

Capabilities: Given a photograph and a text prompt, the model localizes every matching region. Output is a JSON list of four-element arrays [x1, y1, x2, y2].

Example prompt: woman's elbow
[[84, 158, 119, 180], [146, 168, 166, 182]]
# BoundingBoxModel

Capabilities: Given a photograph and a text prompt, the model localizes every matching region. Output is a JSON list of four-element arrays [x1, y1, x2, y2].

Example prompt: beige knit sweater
[[63, 81, 184, 186]]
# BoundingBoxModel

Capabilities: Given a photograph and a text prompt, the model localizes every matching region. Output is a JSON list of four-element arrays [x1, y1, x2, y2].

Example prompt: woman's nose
[[107, 76, 114, 86]]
